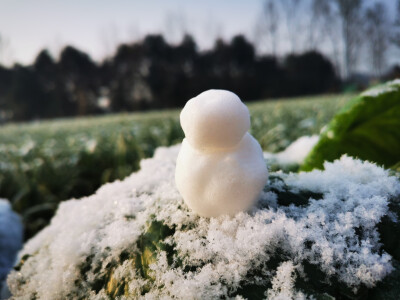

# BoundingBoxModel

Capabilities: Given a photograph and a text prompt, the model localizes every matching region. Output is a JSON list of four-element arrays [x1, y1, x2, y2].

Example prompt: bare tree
[[0, 34, 3, 64], [256, 0, 280, 55], [0, 33, 12, 66], [392, 0, 400, 49], [305, 0, 342, 75], [201, 15, 224, 49], [307, 0, 322, 50], [99, 24, 121, 59], [364, 2, 390, 77], [164, 11, 188, 45], [127, 23, 142, 42], [255, 0, 366, 78], [280, 0, 303, 53], [256, 0, 306, 55], [332, 0, 364, 78], [308, 0, 333, 50]]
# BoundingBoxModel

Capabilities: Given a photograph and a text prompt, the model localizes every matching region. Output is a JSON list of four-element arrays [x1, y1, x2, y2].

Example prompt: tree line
[[1, 0, 400, 122], [0, 34, 341, 122], [255, 0, 400, 78]]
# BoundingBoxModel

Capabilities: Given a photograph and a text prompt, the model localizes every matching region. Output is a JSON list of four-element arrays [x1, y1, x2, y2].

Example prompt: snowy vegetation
[[5, 146, 400, 299]]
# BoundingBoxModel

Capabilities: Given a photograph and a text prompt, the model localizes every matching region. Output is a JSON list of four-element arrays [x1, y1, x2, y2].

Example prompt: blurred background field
[[0, 94, 351, 238]]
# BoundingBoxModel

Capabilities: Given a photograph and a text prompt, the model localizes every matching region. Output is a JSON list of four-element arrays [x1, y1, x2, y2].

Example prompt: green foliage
[[249, 95, 348, 153], [0, 113, 183, 239], [97, 220, 175, 298], [302, 81, 400, 171], [0, 94, 349, 238], [11, 160, 400, 299]]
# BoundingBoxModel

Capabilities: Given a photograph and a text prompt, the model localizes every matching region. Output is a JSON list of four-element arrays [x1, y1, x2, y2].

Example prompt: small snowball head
[[176, 89, 268, 217], [180, 89, 250, 151]]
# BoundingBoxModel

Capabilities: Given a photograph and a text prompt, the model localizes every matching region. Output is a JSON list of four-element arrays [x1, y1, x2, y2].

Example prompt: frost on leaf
[[361, 79, 400, 97], [6, 145, 400, 299], [266, 261, 307, 300]]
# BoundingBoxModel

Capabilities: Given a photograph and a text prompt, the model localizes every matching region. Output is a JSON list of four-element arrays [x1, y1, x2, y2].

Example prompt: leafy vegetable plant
[[302, 80, 400, 171]]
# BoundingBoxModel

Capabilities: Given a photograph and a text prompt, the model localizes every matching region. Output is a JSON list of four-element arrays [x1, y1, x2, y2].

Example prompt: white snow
[[6, 146, 400, 299], [176, 90, 268, 217], [180, 89, 250, 151], [0, 199, 22, 296], [266, 261, 307, 300], [264, 135, 319, 165], [361, 79, 400, 97], [386, 78, 400, 86]]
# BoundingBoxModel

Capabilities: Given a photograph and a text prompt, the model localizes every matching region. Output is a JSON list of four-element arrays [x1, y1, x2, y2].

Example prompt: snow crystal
[[6, 146, 400, 299], [0, 199, 22, 296], [266, 261, 307, 300]]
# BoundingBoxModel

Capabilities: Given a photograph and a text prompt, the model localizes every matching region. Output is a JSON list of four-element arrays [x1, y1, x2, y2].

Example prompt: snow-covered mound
[[0, 199, 22, 293], [7, 145, 400, 299]]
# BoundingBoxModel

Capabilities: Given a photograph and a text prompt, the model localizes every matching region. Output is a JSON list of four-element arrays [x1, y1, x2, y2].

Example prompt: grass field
[[0, 94, 353, 238]]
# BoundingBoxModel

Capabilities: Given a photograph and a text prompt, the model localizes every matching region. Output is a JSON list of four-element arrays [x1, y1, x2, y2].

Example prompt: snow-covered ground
[[0, 199, 22, 297], [6, 142, 400, 299]]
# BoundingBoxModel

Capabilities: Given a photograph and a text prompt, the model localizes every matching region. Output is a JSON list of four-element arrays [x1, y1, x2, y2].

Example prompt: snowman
[[175, 89, 269, 217]]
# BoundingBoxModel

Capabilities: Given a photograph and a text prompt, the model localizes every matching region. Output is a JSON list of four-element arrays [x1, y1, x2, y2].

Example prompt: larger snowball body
[[175, 90, 268, 217]]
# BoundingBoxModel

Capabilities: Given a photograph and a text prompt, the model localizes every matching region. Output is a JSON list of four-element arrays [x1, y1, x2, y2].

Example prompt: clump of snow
[[176, 90, 268, 217], [279, 155, 399, 287], [264, 135, 319, 165], [6, 146, 400, 299], [0, 199, 22, 294], [361, 80, 400, 97], [388, 78, 400, 86], [266, 261, 307, 300]]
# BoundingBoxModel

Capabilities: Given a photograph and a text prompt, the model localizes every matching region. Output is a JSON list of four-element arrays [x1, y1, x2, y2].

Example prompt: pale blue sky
[[0, 0, 261, 64], [0, 0, 398, 67]]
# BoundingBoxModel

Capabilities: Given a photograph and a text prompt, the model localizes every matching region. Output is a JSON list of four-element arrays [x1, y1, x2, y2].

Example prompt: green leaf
[[104, 220, 175, 297], [302, 81, 400, 171], [136, 220, 174, 279], [390, 161, 400, 173]]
